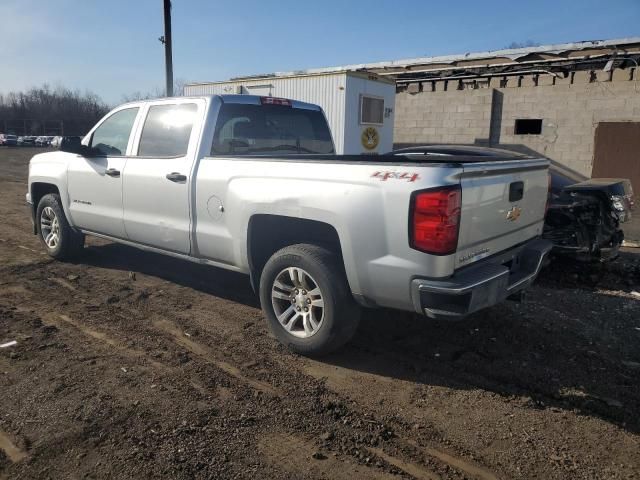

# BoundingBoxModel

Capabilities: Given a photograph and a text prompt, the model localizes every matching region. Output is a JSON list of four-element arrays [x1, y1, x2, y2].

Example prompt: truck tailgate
[[456, 159, 549, 268]]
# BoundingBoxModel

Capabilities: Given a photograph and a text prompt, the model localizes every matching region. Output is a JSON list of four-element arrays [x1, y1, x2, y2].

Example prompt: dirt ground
[[1, 147, 639, 480]]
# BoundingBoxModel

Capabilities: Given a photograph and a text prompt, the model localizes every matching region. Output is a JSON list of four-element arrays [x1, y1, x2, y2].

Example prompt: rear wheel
[[36, 194, 84, 260], [259, 244, 360, 356]]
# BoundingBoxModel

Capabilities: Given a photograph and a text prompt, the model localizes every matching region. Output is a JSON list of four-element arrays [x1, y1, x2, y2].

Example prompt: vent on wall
[[514, 119, 543, 135]]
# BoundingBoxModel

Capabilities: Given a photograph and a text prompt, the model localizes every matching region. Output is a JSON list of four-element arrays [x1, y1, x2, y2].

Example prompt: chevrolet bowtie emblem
[[506, 206, 522, 221]]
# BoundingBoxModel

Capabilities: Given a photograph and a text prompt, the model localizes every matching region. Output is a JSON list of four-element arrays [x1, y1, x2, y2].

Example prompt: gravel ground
[[1, 147, 639, 480]]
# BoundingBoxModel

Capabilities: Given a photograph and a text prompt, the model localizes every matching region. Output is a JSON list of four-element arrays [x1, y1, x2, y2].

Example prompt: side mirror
[[59, 137, 99, 156], [59, 136, 82, 154]]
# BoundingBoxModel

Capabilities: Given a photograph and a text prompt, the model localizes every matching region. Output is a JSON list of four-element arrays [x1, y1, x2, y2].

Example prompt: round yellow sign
[[361, 127, 380, 150]]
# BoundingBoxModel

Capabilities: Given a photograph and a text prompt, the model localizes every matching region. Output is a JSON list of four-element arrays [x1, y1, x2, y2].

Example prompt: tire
[[259, 243, 361, 356], [36, 193, 84, 260]]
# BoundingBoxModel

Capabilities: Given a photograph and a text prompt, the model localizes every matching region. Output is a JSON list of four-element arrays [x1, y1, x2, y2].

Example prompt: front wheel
[[36, 193, 84, 260], [259, 244, 360, 356]]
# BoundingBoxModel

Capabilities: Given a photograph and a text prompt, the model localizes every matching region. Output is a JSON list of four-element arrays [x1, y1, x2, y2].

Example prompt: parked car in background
[[27, 95, 552, 355], [50, 136, 82, 148], [0, 134, 18, 146], [389, 146, 635, 263], [22, 136, 36, 146], [544, 167, 634, 262]]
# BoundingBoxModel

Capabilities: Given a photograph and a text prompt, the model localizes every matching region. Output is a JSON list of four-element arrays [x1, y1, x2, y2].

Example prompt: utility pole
[[161, 0, 173, 97]]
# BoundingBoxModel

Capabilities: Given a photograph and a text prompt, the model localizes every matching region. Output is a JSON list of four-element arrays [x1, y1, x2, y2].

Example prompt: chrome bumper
[[411, 238, 552, 319]]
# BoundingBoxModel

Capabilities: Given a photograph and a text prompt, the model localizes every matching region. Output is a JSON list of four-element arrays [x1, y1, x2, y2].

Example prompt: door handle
[[166, 172, 187, 182], [105, 168, 120, 177]]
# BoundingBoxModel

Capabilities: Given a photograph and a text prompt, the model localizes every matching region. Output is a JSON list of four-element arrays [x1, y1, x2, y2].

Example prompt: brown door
[[592, 122, 640, 193]]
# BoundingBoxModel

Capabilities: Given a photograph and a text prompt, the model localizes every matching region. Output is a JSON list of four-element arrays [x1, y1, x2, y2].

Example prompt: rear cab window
[[137, 103, 198, 157], [211, 103, 334, 155]]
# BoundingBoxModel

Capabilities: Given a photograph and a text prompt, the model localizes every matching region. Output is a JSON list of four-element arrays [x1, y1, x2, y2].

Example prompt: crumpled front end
[[543, 178, 633, 262]]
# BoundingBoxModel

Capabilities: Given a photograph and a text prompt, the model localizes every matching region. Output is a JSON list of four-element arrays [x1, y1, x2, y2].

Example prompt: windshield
[[211, 103, 334, 155]]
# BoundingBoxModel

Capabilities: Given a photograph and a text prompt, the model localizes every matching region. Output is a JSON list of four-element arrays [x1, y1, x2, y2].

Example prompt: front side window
[[90, 107, 139, 156], [211, 103, 334, 155], [137, 103, 198, 157]]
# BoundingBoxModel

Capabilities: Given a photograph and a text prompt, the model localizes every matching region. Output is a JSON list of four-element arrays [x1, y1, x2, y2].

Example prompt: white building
[[184, 71, 396, 155]]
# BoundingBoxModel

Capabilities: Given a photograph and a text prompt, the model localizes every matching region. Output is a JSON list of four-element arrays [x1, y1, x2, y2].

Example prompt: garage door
[[592, 122, 640, 193]]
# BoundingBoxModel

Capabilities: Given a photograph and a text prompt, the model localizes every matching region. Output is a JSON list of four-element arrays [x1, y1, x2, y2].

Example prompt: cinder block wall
[[394, 70, 640, 177]]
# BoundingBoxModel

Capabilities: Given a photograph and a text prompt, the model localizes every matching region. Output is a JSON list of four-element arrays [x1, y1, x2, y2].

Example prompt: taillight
[[410, 185, 461, 255], [260, 96, 292, 106]]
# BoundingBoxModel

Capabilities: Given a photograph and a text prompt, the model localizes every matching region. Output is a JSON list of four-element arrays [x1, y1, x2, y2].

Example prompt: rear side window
[[211, 103, 334, 155], [90, 107, 139, 156], [137, 103, 198, 157]]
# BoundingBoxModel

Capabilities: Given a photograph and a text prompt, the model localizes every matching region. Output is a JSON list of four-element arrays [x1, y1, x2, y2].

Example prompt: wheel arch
[[30, 182, 61, 234], [247, 215, 345, 293]]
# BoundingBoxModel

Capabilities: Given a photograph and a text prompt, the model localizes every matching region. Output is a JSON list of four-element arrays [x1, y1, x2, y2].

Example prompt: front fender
[[28, 152, 75, 227]]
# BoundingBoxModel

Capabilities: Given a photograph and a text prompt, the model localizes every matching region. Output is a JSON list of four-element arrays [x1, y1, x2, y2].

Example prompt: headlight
[[611, 195, 626, 212]]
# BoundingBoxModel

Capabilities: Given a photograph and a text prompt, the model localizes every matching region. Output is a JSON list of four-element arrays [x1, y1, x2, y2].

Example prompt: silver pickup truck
[[26, 95, 552, 355]]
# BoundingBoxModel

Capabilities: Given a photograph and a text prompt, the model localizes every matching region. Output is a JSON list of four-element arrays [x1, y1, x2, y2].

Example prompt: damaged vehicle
[[390, 146, 635, 263], [545, 167, 634, 262]]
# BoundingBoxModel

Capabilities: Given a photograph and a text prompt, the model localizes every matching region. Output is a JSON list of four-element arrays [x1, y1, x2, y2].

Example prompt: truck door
[[122, 101, 201, 254], [67, 106, 140, 239]]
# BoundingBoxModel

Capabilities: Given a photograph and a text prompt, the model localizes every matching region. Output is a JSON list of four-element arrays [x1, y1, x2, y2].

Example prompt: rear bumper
[[411, 238, 552, 319]]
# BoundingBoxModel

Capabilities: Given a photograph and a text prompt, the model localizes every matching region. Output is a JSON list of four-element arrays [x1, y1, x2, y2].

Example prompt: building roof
[[281, 37, 640, 76], [187, 37, 640, 87]]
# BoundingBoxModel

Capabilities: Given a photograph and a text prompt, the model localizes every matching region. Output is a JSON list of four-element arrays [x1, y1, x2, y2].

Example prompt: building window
[[360, 95, 384, 125], [514, 119, 543, 135]]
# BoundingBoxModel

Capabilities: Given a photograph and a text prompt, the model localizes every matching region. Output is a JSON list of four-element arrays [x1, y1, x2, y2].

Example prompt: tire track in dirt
[[1, 273, 281, 401], [299, 356, 503, 480], [0, 248, 284, 402], [406, 440, 500, 480], [51, 314, 167, 371], [0, 253, 499, 479], [42, 281, 466, 479], [367, 447, 440, 480], [4, 299, 430, 480], [0, 285, 30, 297], [259, 433, 398, 480], [3, 292, 217, 400], [45, 309, 276, 401], [152, 318, 281, 397], [132, 307, 486, 479], [0, 431, 27, 463], [7, 258, 500, 479]]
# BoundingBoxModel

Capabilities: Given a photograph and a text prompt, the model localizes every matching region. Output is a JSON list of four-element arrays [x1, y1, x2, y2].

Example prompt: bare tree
[[0, 84, 109, 135], [121, 77, 189, 103]]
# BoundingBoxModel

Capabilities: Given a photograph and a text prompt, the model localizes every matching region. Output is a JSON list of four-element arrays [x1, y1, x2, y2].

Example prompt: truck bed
[[213, 145, 533, 165]]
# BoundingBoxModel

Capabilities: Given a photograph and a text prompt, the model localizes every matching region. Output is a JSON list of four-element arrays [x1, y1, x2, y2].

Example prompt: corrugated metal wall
[[185, 74, 347, 152]]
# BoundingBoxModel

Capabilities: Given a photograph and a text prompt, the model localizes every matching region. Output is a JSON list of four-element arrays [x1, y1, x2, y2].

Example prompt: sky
[[1, 0, 639, 104]]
